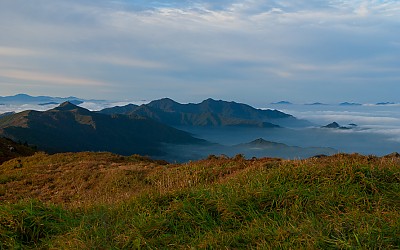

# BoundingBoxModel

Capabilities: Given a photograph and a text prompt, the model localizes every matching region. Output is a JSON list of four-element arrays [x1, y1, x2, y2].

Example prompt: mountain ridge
[[0, 94, 99, 105], [100, 98, 310, 128], [0, 102, 205, 156]]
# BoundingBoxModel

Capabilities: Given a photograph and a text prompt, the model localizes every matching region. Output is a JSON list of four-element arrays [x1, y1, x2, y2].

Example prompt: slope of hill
[[0, 137, 36, 164], [0, 152, 398, 248], [0, 112, 15, 118], [99, 103, 139, 115], [234, 138, 336, 158], [100, 98, 311, 128], [0, 102, 204, 156]]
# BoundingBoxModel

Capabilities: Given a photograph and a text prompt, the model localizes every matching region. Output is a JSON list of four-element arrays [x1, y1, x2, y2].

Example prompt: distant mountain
[[240, 138, 289, 148], [271, 101, 293, 105], [0, 137, 36, 164], [340, 102, 362, 106], [0, 94, 92, 105], [376, 102, 395, 105], [322, 122, 341, 128], [38, 102, 59, 106], [100, 98, 312, 128], [233, 138, 336, 159], [306, 102, 327, 106], [322, 122, 353, 130], [100, 104, 139, 115], [0, 102, 204, 156]]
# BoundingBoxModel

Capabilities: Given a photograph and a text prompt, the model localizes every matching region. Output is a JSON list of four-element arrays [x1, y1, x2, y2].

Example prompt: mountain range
[[0, 97, 337, 161], [100, 98, 311, 128], [0, 94, 88, 105], [0, 102, 204, 156]]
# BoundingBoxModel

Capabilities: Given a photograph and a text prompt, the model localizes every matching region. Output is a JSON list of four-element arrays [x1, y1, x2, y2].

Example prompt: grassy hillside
[[0, 153, 399, 249]]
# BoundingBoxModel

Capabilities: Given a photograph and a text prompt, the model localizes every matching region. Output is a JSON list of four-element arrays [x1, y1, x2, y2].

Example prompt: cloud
[[354, 1, 369, 17], [88, 55, 168, 69], [285, 109, 400, 127], [0, 69, 108, 87], [0, 47, 39, 57], [0, 0, 399, 102]]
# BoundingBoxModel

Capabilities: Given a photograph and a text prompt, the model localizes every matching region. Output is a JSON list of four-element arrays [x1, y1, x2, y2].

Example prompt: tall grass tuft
[[0, 200, 76, 248]]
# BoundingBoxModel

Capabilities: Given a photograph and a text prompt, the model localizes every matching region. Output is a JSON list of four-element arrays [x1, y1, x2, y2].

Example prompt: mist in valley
[[165, 103, 400, 161], [1, 99, 399, 162]]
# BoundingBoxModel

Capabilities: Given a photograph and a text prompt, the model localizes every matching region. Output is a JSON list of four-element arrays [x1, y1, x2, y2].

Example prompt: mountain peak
[[152, 98, 178, 104], [249, 138, 276, 145], [238, 138, 288, 148], [147, 98, 181, 110], [54, 101, 88, 112], [202, 98, 227, 104], [271, 101, 293, 105], [322, 122, 340, 128], [59, 101, 77, 108], [251, 138, 269, 143]]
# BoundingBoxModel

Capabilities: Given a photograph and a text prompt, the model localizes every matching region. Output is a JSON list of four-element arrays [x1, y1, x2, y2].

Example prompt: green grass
[[0, 200, 77, 249], [0, 153, 399, 248]]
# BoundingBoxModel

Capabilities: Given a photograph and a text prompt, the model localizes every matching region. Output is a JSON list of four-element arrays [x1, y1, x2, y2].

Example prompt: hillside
[[0, 137, 36, 164], [100, 98, 310, 128], [0, 102, 204, 156], [0, 112, 15, 118], [0, 152, 398, 248], [234, 138, 336, 158]]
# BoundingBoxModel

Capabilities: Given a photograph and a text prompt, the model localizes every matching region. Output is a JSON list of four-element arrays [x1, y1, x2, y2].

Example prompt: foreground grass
[[0, 153, 399, 248]]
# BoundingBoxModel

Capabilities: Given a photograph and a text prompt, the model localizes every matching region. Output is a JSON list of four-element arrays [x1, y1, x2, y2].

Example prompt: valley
[[1, 95, 399, 161]]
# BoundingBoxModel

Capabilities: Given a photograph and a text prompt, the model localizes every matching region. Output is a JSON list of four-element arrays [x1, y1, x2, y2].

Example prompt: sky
[[0, 0, 399, 106]]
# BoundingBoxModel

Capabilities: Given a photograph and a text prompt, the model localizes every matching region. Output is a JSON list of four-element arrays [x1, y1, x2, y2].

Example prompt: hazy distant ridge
[[100, 98, 309, 128], [0, 94, 85, 105]]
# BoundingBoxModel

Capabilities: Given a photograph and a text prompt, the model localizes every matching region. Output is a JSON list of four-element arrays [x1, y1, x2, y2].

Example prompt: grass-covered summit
[[0, 152, 399, 249]]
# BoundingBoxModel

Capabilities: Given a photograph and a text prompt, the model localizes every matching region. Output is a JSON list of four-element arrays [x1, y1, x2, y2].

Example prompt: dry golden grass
[[0, 152, 283, 208], [0, 152, 399, 249], [0, 152, 168, 207]]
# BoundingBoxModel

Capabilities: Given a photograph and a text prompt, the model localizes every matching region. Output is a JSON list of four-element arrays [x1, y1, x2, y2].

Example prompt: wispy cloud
[[89, 55, 168, 69], [0, 69, 108, 87], [0, 47, 39, 57]]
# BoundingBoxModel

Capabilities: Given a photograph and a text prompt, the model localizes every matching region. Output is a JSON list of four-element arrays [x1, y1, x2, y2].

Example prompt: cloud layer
[[0, 0, 399, 104]]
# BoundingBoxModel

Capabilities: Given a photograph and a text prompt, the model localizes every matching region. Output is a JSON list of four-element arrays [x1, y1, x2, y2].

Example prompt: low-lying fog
[[174, 103, 400, 159], [1, 101, 399, 160]]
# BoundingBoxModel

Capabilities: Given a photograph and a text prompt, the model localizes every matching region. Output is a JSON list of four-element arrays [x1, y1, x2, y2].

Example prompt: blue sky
[[0, 0, 399, 106]]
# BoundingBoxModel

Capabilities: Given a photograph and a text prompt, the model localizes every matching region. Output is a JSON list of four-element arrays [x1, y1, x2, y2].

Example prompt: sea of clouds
[[267, 103, 400, 151], [1, 100, 399, 156]]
